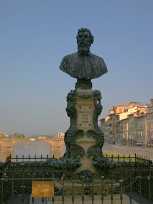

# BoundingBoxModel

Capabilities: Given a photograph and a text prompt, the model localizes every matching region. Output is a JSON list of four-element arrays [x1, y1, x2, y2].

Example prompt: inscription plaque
[[77, 99, 94, 129], [32, 181, 54, 197]]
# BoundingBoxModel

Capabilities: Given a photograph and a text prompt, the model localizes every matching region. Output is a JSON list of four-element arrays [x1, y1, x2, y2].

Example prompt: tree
[[0, 133, 7, 139], [12, 133, 25, 138]]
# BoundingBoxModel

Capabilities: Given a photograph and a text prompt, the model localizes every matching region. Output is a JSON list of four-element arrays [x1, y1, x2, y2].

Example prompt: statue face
[[77, 31, 91, 54]]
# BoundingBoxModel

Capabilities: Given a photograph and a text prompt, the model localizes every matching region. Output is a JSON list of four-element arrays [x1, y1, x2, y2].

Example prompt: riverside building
[[100, 99, 153, 146]]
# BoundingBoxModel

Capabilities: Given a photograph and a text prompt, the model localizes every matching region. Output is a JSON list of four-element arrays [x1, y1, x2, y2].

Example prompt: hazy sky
[[0, 0, 153, 136]]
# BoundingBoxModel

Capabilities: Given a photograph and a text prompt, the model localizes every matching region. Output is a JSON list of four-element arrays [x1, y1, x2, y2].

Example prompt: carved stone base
[[56, 180, 120, 196], [75, 134, 95, 172], [64, 86, 104, 174]]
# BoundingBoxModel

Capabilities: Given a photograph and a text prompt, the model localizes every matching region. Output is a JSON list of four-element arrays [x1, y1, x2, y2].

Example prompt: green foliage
[[13, 133, 25, 138], [0, 133, 7, 139], [47, 157, 81, 170], [92, 156, 120, 173]]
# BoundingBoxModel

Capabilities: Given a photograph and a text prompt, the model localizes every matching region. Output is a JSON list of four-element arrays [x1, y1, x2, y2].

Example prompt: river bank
[[103, 143, 153, 161]]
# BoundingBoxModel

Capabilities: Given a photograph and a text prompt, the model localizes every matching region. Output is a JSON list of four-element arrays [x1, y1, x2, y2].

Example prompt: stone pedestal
[[75, 91, 95, 172], [64, 86, 104, 174]]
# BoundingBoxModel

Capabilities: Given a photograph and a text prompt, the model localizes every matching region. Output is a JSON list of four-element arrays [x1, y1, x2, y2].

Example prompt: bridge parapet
[[0, 137, 65, 160], [0, 139, 13, 159]]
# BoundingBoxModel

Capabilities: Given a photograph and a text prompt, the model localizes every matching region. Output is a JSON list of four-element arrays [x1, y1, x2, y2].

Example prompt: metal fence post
[[82, 176, 85, 204], [72, 180, 74, 204], [11, 173, 14, 197], [61, 174, 65, 204], [32, 173, 35, 203], [21, 172, 25, 201], [119, 179, 123, 204], [111, 179, 113, 204], [148, 176, 151, 200], [52, 172, 54, 204], [1, 178, 4, 203], [139, 176, 142, 204], [129, 170, 132, 204], [92, 180, 94, 204], [100, 176, 104, 204]]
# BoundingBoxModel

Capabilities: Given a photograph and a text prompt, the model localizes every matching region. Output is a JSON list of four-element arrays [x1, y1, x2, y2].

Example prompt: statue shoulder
[[90, 53, 105, 62], [90, 53, 108, 74], [59, 52, 77, 72], [61, 52, 77, 61]]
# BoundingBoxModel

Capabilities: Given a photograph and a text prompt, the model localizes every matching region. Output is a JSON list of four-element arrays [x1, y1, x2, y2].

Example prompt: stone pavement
[[4, 193, 153, 204], [29, 194, 138, 204]]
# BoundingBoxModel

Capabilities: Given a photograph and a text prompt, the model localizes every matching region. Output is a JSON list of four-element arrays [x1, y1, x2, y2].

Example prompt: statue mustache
[[79, 42, 89, 47]]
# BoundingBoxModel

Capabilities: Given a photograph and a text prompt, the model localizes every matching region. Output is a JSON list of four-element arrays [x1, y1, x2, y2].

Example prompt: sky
[[0, 0, 153, 137]]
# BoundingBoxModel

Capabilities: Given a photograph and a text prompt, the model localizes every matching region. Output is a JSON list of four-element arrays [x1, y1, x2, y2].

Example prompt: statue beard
[[77, 42, 91, 55]]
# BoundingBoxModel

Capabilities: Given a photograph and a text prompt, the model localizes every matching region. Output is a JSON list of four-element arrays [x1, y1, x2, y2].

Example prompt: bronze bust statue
[[59, 28, 108, 84], [60, 28, 108, 88]]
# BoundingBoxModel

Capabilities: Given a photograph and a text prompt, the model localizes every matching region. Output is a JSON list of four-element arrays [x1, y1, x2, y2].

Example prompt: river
[[0, 142, 52, 162]]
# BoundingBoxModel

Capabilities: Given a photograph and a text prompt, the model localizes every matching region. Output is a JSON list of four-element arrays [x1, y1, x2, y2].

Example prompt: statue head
[[76, 28, 94, 54]]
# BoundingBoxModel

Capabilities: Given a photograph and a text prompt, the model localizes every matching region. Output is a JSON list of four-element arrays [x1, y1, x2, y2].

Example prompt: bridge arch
[[0, 138, 65, 160]]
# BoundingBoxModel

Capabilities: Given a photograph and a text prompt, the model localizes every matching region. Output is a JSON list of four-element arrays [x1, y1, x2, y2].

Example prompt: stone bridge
[[0, 137, 65, 160]]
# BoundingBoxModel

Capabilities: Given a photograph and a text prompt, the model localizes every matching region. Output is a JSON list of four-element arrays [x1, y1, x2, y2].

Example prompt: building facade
[[100, 100, 153, 146], [147, 99, 153, 146]]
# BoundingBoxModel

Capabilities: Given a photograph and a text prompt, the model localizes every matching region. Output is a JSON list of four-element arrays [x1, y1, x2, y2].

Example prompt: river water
[[0, 142, 54, 162]]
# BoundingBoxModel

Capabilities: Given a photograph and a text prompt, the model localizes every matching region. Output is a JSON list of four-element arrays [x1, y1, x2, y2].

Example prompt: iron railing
[[0, 154, 153, 204]]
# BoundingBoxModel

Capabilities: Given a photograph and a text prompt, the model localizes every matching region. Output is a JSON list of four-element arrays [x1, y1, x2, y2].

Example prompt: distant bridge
[[0, 137, 65, 160]]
